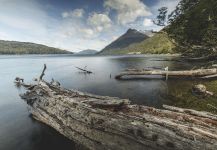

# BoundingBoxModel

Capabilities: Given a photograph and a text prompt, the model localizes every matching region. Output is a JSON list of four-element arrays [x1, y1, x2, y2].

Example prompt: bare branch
[[39, 64, 47, 80]]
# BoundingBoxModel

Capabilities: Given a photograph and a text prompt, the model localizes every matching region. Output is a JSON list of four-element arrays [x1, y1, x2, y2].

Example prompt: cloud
[[104, 0, 151, 25], [79, 28, 94, 38], [143, 18, 153, 27], [0, 0, 117, 52], [0, 0, 49, 34], [62, 9, 85, 18], [87, 13, 112, 32], [56, 11, 116, 50]]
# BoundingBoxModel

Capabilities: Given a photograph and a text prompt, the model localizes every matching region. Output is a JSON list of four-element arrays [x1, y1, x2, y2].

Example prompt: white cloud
[[104, 0, 151, 25], [0, 0, 49, 34], [79, 28, 94, 38], [62, 9, 85, 18], [143, 18, 153, 27], [87, 13, 112, 32]]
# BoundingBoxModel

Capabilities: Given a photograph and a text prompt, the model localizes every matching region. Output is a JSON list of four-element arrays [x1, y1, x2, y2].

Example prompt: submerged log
[[115, 68, 217, 79]]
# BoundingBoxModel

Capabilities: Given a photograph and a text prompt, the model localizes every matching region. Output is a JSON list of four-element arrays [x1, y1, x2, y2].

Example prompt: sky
[[0, 0, 180, 52]]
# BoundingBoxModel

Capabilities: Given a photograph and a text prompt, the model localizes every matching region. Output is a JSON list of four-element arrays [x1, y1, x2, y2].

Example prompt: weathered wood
[[15, 77, 24, 83], [39, 64, 47, 80], [115, 68, 217, 79], [184, 54, 217, 62], [75, 66, 93, 74], [15, 65, 217, 150], [17, 80, 217, 150]]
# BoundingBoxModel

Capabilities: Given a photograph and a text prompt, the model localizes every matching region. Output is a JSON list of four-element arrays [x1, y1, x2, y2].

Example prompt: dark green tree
[[168, 0, 200, 24], [153, 7, 168, 26]]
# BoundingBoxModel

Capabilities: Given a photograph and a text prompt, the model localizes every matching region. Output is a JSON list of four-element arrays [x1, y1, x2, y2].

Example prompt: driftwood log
[[75, 66, 93, 74], [115, 68, 217, 79], [16, 66, 217, 150]]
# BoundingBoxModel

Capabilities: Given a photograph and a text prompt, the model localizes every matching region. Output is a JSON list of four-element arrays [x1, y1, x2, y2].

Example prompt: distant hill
[[98, 28, 149, 55], [0, 40, 72, 54], [76, 49, 98, 55]]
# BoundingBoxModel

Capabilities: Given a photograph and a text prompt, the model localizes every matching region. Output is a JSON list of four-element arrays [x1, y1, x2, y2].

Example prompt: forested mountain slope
[[0, 40, 72, 54], [101, 0, 217, 56]]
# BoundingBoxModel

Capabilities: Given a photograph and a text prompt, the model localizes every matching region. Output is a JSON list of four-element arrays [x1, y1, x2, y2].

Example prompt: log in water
[[115, 68, 217, 79], [18, 78, 217, 150]]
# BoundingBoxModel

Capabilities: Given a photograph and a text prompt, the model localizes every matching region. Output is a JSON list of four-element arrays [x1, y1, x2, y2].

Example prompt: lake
[[0, 55, 217, 150]]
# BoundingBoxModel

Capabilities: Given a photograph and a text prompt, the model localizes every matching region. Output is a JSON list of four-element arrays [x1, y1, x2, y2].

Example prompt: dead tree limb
[[39, 64, 47, 80], [17, 66, 217, 150], [75, 66, 93, 74], [115, 68, 217, 79]]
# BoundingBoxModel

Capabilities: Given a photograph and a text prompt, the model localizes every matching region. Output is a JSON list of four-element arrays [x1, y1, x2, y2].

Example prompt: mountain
[[130, 0, 217, 56], [0, 40, 72, 54], [99, 0, 217, 56], [76, 49, 98, 55], [98, 28, 150, 55], [116, 31, 176, 54]]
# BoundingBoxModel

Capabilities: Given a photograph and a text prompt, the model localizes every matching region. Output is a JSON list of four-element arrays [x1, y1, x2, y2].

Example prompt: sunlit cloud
[[87, 12, 112, 32], [143, 18, 153, 27], [104, 0, 152, 25]]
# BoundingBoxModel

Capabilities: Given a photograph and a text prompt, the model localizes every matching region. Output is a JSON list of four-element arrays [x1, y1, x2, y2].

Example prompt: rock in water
[[192, 84, 214, 96], [192, 84, 207, 94]]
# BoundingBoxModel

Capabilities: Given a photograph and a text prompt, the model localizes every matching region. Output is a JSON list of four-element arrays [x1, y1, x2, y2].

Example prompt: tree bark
[[18, 79, 217, 150], [39, 64, 47, 80], [115, 68, 217, 79]]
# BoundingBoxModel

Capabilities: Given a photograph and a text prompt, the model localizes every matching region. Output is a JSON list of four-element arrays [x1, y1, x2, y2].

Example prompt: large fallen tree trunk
[[115, 68, 217, 79], [17, 66, 217, 150]]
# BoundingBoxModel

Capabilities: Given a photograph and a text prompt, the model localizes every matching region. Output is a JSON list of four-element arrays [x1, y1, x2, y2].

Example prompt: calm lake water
[[0, 55, 216, 150]]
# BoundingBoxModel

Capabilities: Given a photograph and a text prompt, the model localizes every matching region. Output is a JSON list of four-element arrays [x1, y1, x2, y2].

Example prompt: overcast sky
[[0, 0, 180, 52]]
